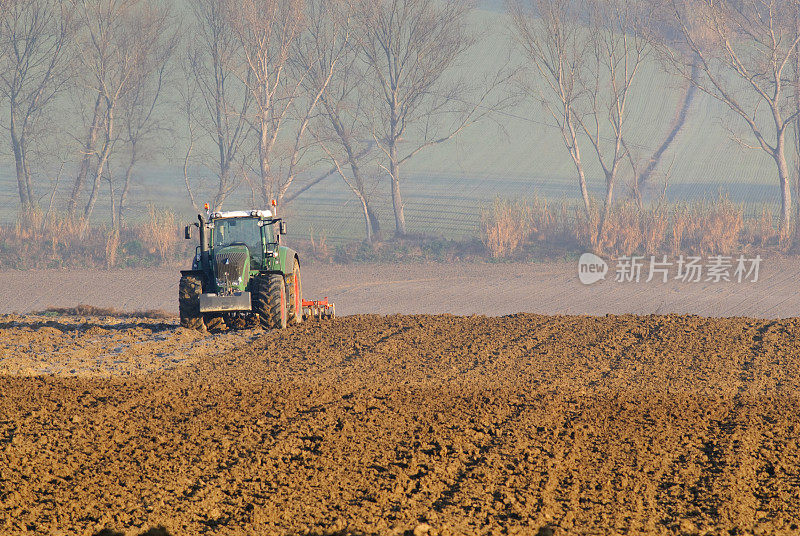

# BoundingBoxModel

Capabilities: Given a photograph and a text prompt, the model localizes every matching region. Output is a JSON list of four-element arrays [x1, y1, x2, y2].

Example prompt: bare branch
[[660, 0, 800, 238]]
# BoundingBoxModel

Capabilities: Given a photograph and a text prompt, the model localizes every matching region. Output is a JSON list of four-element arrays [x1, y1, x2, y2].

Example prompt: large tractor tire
[[286, 258, 303, 325], [179, 274, 205, 331], [254, 273, 287, 330]]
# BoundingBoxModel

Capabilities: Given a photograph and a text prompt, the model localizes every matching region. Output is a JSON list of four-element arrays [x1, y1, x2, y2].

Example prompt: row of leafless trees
[[0, 0, 175, 232], [2, 0, 800, 245], [0, 0, 498, 240], [512, 0, 800, 247], [180, 0, 505, 240]]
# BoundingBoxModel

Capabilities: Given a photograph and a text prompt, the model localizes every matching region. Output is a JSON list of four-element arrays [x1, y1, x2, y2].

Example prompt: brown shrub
[[480, 198, 531, 258], [741, 206, 777, 248], [141, 204, 179, 262], [309, 226, 332, 263], [105, 228, 120, 268], [671, 204, 689, 256], [0, 208, 192, 269], [600, 202, 643, 256], [481, 195, 765, 259], [641, 204, 670, 255], [684, 196, 743, 256], [574, 203, 600, 252], [528, 197, 575, 247]]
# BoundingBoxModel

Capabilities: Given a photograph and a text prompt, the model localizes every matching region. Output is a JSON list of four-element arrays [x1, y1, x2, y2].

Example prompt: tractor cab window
[[212, 217, 264, 269], [263, 220, 275, 245]]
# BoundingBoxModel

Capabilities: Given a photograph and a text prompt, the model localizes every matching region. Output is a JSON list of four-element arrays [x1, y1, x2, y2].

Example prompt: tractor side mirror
[[279, 221, 287, 235], [184, 225, 192, 240]]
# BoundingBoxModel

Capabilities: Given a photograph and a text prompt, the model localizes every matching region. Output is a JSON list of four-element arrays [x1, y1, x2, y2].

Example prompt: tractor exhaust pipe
[[198, 214, 210, 271]]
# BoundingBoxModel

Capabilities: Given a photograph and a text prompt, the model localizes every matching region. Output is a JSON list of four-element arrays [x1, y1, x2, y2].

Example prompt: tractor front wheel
[[179, 274, 205, 331], [254, 273, 287, 330]]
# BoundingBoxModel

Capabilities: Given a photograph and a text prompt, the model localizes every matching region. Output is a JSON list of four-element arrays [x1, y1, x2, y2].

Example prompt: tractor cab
[[207, 210, 280, 277], [185, 209, 288, 288], [212, 213, 269, 271]]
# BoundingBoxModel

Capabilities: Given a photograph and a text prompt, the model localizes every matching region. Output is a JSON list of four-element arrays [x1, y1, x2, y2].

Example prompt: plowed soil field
[[2, 313, 800, 536]]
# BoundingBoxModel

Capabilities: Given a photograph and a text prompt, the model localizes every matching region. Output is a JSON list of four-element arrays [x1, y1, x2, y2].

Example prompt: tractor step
[[302, 298, 335, 320]]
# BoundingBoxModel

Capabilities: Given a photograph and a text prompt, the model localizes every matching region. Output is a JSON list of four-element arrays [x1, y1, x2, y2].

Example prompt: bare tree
[[183, 0, 251, 211], [110, 18, 176, 228], [626, 1, 700, 201], [0, 0, 72, 213], [794, 7, 800, 244], [511, 0, 650, 248], [68, 0, 172, 226], [358, 0, 503, 237], [582, 0, 650, 245], [510, 0, 592, 218], [68, 77, 102, 217], [298, 0, 381, 242], [666, 0, 800, 241], [229, 0, 335, 210], [633, 65, 698, 198]]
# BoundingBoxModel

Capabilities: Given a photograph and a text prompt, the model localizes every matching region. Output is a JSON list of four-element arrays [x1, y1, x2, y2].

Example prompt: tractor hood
[[213, 244, 251, 293]]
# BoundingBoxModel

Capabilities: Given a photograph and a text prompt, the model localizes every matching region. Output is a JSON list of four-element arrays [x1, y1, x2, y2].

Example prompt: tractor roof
[[211, 210, 273, 220]]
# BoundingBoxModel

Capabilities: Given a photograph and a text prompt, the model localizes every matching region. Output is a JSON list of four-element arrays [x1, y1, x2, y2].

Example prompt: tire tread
[[253, 273, 286, 330], [179, 275, 205, 331]]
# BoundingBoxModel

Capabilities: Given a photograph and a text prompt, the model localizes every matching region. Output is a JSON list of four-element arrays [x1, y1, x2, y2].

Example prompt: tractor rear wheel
[[286, 258, 303, 325], [254, 273, 287, 330], [179, 274, 205, 331]]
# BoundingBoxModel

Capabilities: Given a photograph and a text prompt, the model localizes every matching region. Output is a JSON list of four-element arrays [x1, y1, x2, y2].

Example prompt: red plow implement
[[302, 298, 336, 320]]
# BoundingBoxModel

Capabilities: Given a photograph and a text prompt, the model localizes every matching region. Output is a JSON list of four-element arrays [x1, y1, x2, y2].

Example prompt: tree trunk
[[84, 103, 114, 222], [577, 163, 591, 217], [118, 142, 136, 228], [597, 171, 616, 252], [389, 142, 406, 236], [355, 190, 373, 243], [214, 166, 230, 211], [568, 145, 595, 248], [367, 204, 381, 241], [107, 168, 116, 229], [636, 59, 698, 192], [23, 147, 33, 205], [9, 117, 31, 209], [259, 120, 272, 210], [793, 8, 800, 247], [337, 117, 380, 242], [346, 162, 380, 243], [776, 136, 792, 242], [347, 164, 380, 243], [566, 118, 592, 218], [69, 93, 103, 217]]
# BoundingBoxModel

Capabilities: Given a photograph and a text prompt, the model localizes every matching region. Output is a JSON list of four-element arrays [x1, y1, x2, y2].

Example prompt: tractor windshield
[[212, 217, 264, 269]]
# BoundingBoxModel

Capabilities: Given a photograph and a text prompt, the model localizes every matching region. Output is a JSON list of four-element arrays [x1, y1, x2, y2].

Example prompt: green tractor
[[179, 208, 304, 331]]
